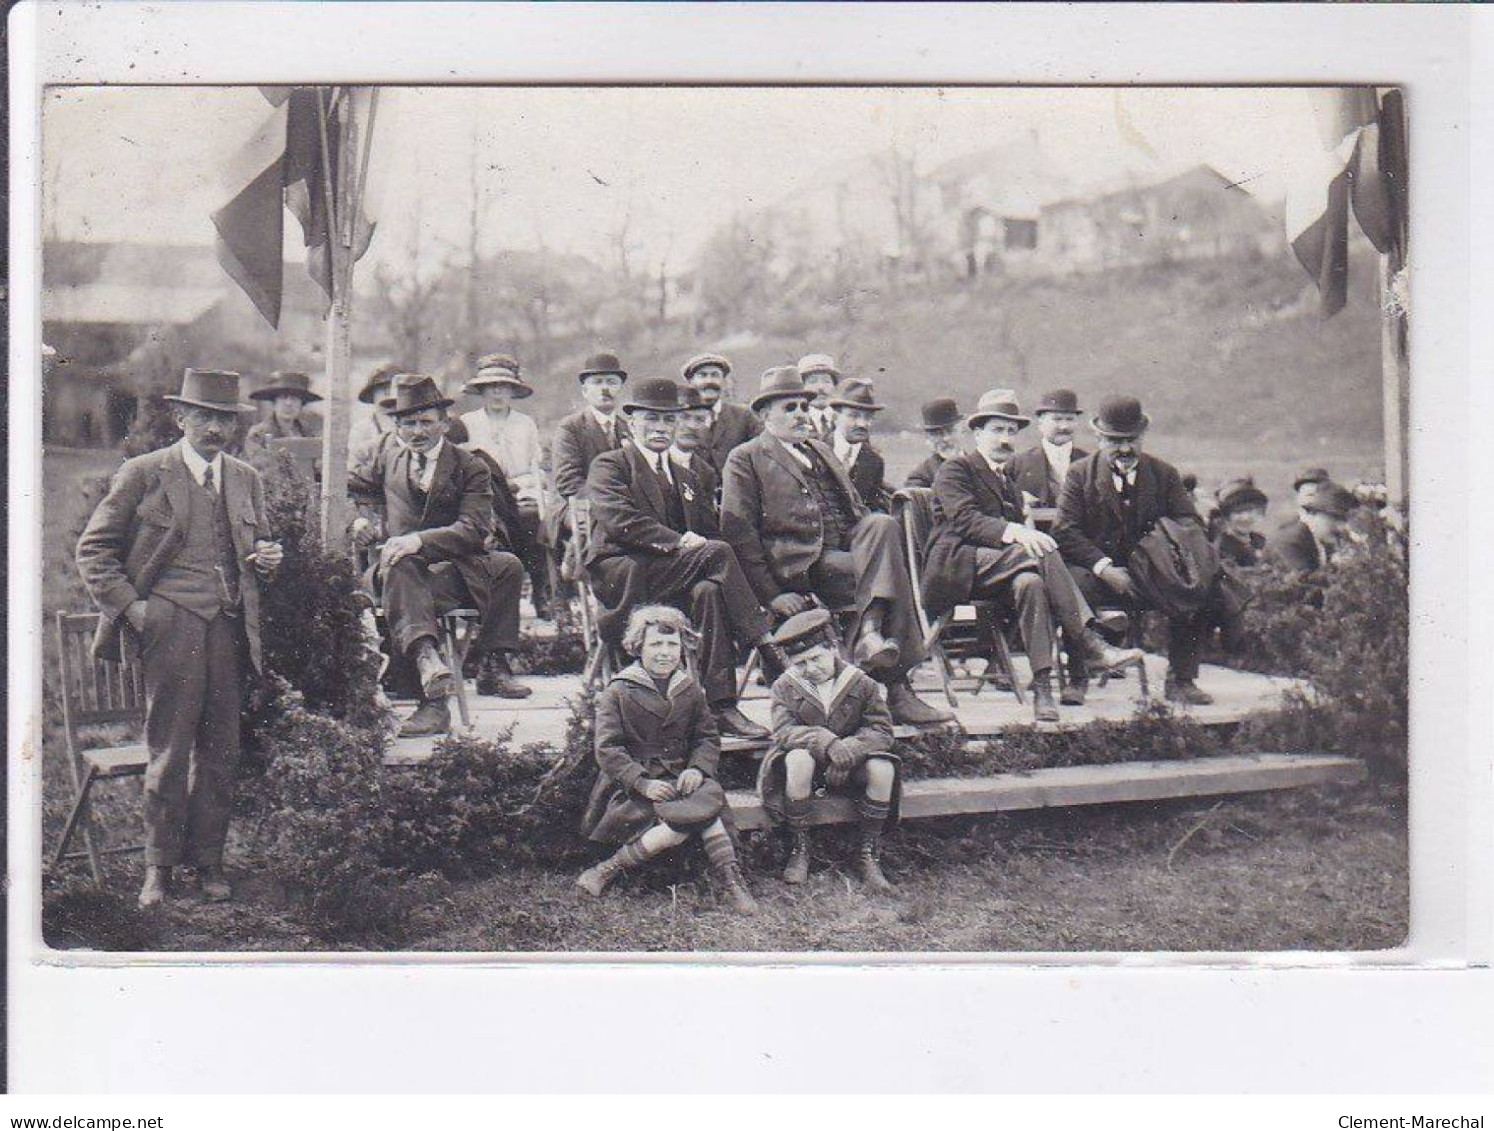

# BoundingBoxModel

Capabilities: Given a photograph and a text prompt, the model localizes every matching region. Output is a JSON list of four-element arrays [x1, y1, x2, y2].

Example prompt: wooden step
[[725, 753, 1365, 831]]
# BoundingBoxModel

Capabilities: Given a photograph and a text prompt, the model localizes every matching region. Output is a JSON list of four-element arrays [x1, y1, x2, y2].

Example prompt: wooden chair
[[51, 611, 149, 887], [568, 499, 620, 686], [892, 488, 1024, 709]]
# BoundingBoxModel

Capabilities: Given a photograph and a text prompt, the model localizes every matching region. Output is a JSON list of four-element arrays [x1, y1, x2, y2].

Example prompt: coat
[[720, 430, 869, 605], [347, 439, 505, 630], [76, 443, 271, 671], [1053, 451, 1200, 573], [552, 408, 622, 501], [673, 451, 721, 536], [756, 661, 900, 824], [1215, 528, 1268, 569], [842, 442, 890, 512], [904, 451, 947, 490], [1267, 520, 1326, 573], [922, 451, 1033, 616], [1007, 443, 1088, 510], [580, 664, 722, 844], [703, 402, 763, 475], [584, 444, 694, 567]]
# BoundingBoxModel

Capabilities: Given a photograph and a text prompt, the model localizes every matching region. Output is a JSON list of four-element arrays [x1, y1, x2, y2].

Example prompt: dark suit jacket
[[76, 444, 271, 670], [1008, 443, 1088, 509], [842, 442, 889, 512], [673, 451, 721, 536], [552, 409, 621, 500], [584, 444, 689, 567], [1054, 451, 1200, 572], [721, 431, 869, 605], [704, 402, 763, 475], [923, 451, 1029, 615], [904, 452, 947, 489], [1267, 520, 1325, 573]]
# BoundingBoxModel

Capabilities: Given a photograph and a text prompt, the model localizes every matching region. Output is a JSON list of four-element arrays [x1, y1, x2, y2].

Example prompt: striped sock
[[700, 825, 737, 869], [618, 840, 654, 870]]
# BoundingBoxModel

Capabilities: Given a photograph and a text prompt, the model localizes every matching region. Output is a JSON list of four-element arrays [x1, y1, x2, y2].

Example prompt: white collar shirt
[[178, 439, 224, 490], [411, 438, 444, 492], [832, 432, 862, 468], [1042, 439, 1073, 484]]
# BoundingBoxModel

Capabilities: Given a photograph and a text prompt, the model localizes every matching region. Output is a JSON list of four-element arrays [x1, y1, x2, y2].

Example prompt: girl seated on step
[[576, 604, 757, 914]]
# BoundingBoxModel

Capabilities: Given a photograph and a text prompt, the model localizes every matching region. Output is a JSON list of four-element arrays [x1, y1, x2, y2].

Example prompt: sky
[[42, 85, 1334, 275]]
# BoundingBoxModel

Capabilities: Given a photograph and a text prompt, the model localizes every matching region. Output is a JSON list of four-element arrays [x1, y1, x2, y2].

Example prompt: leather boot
[[138, 865, 171, 909], [1030, 671, 1060, 723], [782, 797, 813, 884], [1165, 677, 1215, 706], [1078, 629, 1145, 676], [853, 628, 900, 673], [399, 698, 451, 737], [711, 860, 760, 915], [476, 652, 534, 699], [854, 798, 895, 893], [1060, 678, 1088, 707], [412, 639, 456, 700], [885, 680, 955, 727], [576, 840, 652, 897], [199, 864, 232, 903], [715, 703, 769, 741]]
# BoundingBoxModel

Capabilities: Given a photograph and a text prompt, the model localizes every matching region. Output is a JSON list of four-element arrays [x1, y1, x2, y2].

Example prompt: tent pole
[[316, 87, 354, 553], [1379, 254, 1410, 512]]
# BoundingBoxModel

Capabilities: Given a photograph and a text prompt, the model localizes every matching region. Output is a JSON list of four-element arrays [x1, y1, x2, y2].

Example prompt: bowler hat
[[919, 398, 963, 431], [1292, 466, 1331, 492], [250, 370, 323, 404], [1303, 482, 1357, 521], [1034, 389, 1082, 416], [466, 352, 533, 398], [358, 363, 401, 406], [578, 351, 628, 383], [771, 608, 836, 656], [967, 389, 1030, 429], [827, 378, 885, 412], [750, 366, 811, 413], [1091, 395, 1150, 439], [681, 353, 732, 381], [387, 374, 455, 418], [163, 369, 256, 414], [797, 354, 842, 383], [677, 384, 707, 411], [620, 377, 685, 415], [1215, 476, 1269, 516]]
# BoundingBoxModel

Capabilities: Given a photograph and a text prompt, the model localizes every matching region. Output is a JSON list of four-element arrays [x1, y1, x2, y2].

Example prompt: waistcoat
[[152, 475, 242, 620]]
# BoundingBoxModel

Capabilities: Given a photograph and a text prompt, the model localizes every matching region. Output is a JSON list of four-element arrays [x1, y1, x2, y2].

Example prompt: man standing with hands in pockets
[[77, 369, 284, 909]]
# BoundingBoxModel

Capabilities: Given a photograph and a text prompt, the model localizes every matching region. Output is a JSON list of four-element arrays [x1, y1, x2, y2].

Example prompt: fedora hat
[[677, 383, 708, 411], [387, 374, 455, 418], [358, 363, 401, 406], [1091, 395, 1150, 439], [919, 398, 963, 431], [1216, 476, 1269, 516], [1292, 466, 1331, 491], [967, 389, 1030, 429], [1034, 389, 1082, 416], [827, 378, 885, 412], [620, 377, 685, 415], [578, 351, 628, 383], [797, 353, 842, 383], [250, 370, 322, 404], [163, 369, 256, 414], [681, 353, 732, 381], [466, 352, 533, 398], [750, 366, 811, 413]]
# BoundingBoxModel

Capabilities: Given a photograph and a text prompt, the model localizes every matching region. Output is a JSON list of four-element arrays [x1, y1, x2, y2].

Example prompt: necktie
[[203, 464, 216, 494], [412, 452, 428, 493]]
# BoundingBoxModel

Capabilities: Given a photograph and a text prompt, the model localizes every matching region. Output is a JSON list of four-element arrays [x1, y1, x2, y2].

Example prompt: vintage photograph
[[37, 84, 1409, 955]]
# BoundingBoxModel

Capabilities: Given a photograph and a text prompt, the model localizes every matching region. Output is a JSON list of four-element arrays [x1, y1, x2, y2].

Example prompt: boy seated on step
[[576, 604, 758, 915], [757, 608, 900, 892]]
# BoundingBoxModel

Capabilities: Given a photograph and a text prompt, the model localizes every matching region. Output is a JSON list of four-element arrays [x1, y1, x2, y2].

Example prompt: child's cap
[[771, 608, 836, 657]]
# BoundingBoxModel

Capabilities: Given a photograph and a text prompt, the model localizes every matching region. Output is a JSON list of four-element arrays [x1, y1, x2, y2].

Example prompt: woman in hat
[[243, 371, 323, 461], [349, 363, 402, 458], [576, 605, 758, 915], [457, 354, 550, 615], [1212, 477, 1271, 568]]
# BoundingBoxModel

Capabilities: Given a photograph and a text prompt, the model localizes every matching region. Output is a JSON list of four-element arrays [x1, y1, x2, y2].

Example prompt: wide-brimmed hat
[[387, 374, 455, 418], [1292, 466, 1331, 491], [162, 369, 256, 415], [1091, 395, 1150, 439], [919, 398, 963, 431], [578, 351, 628, 383], [620, 377, 685, 415], [797, 354, 842, 384], [827, 378, 886, 413], [681, 353, 732, 381], [1303, 481, 1357, 520], [770, 608, 836, 656], [1034, 389, 1082, 416], [967, 389, 1030, 429], [466, 353, 533, 398], [250, 370, 322, 404], [358, 363, 401, 406], [750, 366, 811, 413], [677, 384, 708, 411], [1216, 476, 1269, 516]]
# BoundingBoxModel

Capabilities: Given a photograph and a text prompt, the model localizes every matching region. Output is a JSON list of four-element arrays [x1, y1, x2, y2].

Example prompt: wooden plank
[[724, 753, 1366, 831]]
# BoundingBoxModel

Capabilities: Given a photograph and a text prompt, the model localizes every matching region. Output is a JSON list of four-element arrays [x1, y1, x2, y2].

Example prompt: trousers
[[969, 547, 1095, 676], [804, 513, 925, 682], [1069, 565, 1207, 681], [380, 551, 524, 657], [140, 596, 245, 867]]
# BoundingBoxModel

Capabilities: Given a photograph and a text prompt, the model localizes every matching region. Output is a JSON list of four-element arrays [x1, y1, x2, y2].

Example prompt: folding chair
[[892, 488, 1024, 709], [568, 499, 620, 686], [51, 611, 149, 887]]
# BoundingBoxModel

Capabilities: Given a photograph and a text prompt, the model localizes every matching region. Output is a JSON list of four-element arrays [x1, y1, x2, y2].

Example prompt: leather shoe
[[1080, 630, 1146, 675], [715, 704, 769, 741], [1164, 678, 1215, 706], [1030, 673, 1060, 723], [476, 657, 533, 699], [885, 680, 955, 726], [138, 866, 170, 909], [199, 866, 232, 903], [853, 629, 900, 673], [399, 699, 452, 737], [1060, 679, 1088, 707]]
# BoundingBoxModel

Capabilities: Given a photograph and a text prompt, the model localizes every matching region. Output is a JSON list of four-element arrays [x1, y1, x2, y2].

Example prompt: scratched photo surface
[[39, 85, 1408, 954]]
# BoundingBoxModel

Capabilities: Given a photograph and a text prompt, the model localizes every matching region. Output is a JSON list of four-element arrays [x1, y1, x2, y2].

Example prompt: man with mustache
[[923, 390, 1142, 721], [828, 377, 891, 512], [721, 366, 953, 727], [797, 354, 842, 442], [904, 398, 965, 489], [1053, 395, 1216, 706], [77, 369, 284, 908], [1008, 389, 1087, 511], [680, 353, 762, 475]]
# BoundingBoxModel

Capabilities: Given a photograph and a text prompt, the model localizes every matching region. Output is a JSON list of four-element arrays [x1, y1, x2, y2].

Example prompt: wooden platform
[[726, 753, 1366, 831], [384, 654, 1302, 767]]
